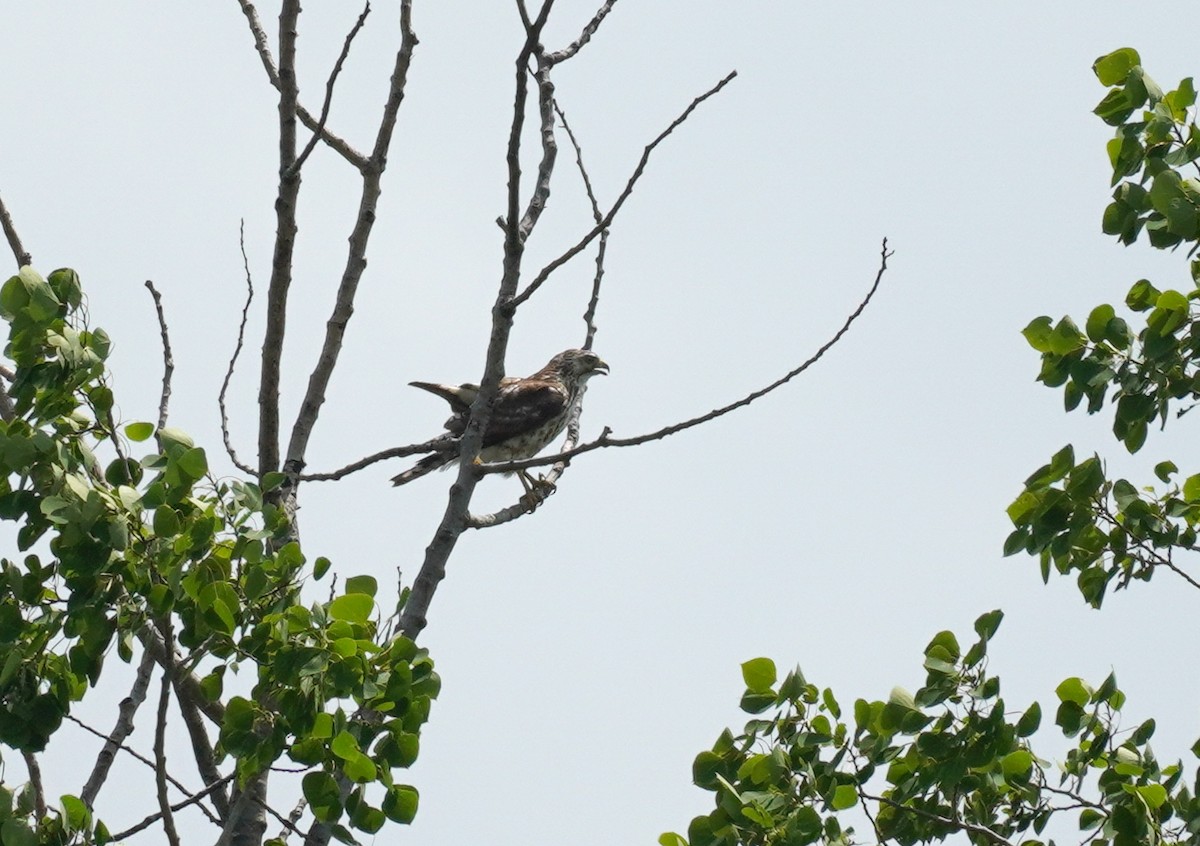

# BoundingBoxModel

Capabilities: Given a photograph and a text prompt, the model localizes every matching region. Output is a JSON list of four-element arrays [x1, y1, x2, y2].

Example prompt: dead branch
[[484, 238, 894, 476], [291, 3, 371, 176], [236, 0, 368, 170], [283, 0, 418, 474], [298, 434, 455, 482], [398, 3, 556, 641], [67, 712, 220, 825], [546, 0, 619, 66], [154, 664, 182, 846], [554, 102, 607, 349], [108, 774, 235, 842], [517, 52, 558, 242], [511, 69, 737, 307], [255, 0, 303, 479], [220, 222, 259, 477], [173, 672, 231, 820], [20, 750, 45, 821], [144, 281, 174, 431], [0, 190, 31, 268], [81, 647, 156, 808]]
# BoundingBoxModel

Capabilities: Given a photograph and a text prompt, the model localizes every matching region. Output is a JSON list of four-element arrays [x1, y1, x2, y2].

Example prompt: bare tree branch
[[298, 435, 454, 482], [255, 0, 303, 479], [221, 222, 259, 477], [81, 647, 156, 808], [554, 102, 608, 349], [154, 664, 182, 846], [67, 712, 221, 825], [291, 3, 371, 176], [546, 0, 619, 66], [20, 750, 45, 821], [399, 4, 556, 640], [484, 239, 893, 476], [284, 0, 419, 474], [516, 52, 558, 242], [173, 665, 231, 820], [138, 625, 225, 725], [144, 280, 174, 431], [0, 190, 31, 268], [236, 0, 368, 170], [512, 69, 737, 308], [109, 774, 235, 842]]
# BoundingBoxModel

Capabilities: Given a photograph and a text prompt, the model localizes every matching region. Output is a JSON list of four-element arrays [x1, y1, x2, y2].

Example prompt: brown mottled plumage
[[391, 349, 609, 486]]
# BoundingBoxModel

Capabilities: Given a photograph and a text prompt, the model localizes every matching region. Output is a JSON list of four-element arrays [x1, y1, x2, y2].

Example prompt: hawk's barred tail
[[390, 452, 454, 486]]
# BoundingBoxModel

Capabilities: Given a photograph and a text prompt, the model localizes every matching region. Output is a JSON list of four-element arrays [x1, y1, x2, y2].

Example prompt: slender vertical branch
[[400, 2, 557, 639], [81, 647, 157, 808], [154, 666, 182, 846], [257, 0, 303, 478], [0, 191, 31, 268], [221, 222, 259, 476], [144, 281, 174, 431], [554, 102, 607, 349], [290, 3, 372, 176], [546, 0, 619, 65], [285, 0, 419, 471], [20, 750, 46, 821]]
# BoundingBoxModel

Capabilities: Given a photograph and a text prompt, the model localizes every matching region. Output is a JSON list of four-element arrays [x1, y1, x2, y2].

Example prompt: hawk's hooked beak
[[593, 358, 610, 376]]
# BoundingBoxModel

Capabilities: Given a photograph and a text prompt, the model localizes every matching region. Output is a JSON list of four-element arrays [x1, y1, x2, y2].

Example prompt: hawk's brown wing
[[482, 380, 569, 448]]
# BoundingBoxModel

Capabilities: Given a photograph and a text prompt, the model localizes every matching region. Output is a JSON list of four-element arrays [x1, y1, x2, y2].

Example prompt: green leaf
[[1085, 304, 1115, 342], [153, 506, 180, 538], [1021, 316, 1054, 352], [1055, 677, 1092, 707], [1001, 749, 1033, 778], [659, 834, 688, 846], [60, 794, 91, 832], [345, 575, 377, 597], [382, 785, 418, 824], [1135, 783, 1168, 809], [1093, 48, 1142, 86], [331, 731, 360, 761], [314, 556, 332, 580], [329, 593, 373, 625], [1016, 702, 1042, 737], [177, 447, 208, 481], [831, 784, 857, 810], [1183, 474, 1200, 502], [343, 751, 376, 784], [740, 657, 777, 694], [973, 609, 1004, 641], [302, 772, 343, 823], [1154, 461, 1178, 483], [124, 422, 155, 442]]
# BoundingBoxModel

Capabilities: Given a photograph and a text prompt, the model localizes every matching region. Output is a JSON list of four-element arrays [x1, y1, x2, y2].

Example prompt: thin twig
[[154, 663, 182, 846], [554, 102, 607, 349], [220, 222, 259, 476], [512, 70, 737, 307], [108, 775, 235, 842], [546, 0, 619, 66], [20, 750, 46, 821], [66, 712, 220, 825], [0, 191, 31, 268], [516, 51, 558, 242], [283, 0, 419, 475], [485, 239, 893, 476], [81, 647, 156, 808], [144, 281, 174, 431], [862, 792, 1016, 846], [236, 0, 368, 170], [298, 435, 455, 482], [290, 3, 372, 176]]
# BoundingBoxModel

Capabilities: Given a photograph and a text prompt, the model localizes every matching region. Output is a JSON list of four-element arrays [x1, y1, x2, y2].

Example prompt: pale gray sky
[[2, 3, 1198, 844]]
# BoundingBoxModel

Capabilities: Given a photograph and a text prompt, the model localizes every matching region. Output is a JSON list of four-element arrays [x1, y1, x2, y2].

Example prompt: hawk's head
[[548, 348, 609, 385]]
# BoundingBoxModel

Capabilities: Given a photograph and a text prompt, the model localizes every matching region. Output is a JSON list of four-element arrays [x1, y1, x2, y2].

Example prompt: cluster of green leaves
[[0, 268, 435, 845], [1010, 49, 1200, 605], [664, 612, 1198, 846]]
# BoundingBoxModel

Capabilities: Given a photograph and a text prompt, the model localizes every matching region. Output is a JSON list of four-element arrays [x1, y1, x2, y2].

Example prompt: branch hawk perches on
[[391, 349, 609, 488]]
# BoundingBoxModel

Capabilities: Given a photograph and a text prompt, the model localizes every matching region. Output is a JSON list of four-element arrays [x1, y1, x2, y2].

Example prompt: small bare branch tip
[[144, 281, 174, 432], [514, 69, 738, 307], [220, 224, 258, 477], [0, 191, 32, 269], [290, 2, 372, 176]]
